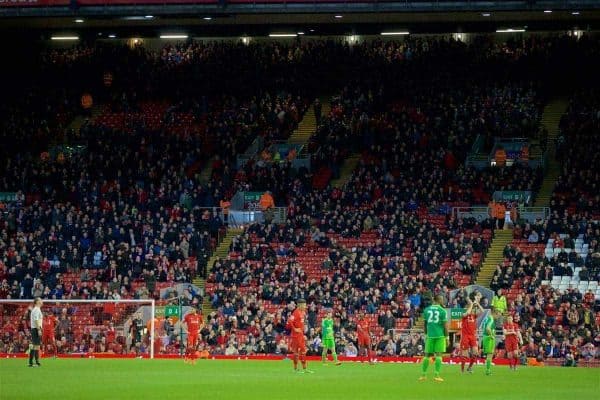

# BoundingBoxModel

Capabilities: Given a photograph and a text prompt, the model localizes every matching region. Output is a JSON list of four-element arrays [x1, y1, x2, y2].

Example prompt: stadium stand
[[1, 35, 599, 363], [485, 92, 600, 364]]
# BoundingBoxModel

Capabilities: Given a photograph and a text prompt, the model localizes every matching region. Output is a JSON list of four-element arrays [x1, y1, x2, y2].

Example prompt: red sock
[[513, 357, 518, 368], [368, 349, 373, 362], [300, 354, 307, 369], [461, 356, 466, 371], [293, 354, 299, 369], [468, 356, 475, 369]]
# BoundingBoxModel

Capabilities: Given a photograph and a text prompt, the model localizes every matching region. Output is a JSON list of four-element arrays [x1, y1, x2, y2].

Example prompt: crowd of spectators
[[492, 219, 600, 295], [320, 84, 542, 207], [192, 207, 489, 356], [1, 34, 599, 360], [553, 90, 600, 218], [0, 89, 314, 303], [484, 88, 600, 363], [189, 37, 599, 357]]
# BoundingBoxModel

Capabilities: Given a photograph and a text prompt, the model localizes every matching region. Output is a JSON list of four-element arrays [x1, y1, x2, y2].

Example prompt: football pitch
[[1, 358, 598, 400]]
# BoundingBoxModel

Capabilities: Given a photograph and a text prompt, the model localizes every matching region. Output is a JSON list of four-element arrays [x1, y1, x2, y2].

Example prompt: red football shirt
[[503, 322, 519, 339], [287, 309, 305, 339], [184, 313, 202, 334], [461, 314, 477, 337], [43, 315, 57, 335], [357, 318, 370, 337], [106, 327, 116, 343]]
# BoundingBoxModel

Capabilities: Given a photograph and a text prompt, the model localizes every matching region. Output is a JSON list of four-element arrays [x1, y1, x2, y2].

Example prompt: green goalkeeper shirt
[[483, 315, 495, 338], [321, 318, 334, 340]]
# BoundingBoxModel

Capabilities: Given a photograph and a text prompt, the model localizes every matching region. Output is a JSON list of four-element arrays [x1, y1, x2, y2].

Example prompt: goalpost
[[0, 299, 156, 359]]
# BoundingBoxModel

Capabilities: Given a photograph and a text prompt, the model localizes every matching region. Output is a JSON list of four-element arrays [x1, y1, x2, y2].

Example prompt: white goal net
[[0, 299, 156, 358]]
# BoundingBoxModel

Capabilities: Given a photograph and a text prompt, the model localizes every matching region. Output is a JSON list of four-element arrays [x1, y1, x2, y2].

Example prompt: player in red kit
[[503, 315, 523, 370], [106, 322, 116, 346], [459, 294, 483, 373], [286, 299, 313, 373], [356, 313, 374, 364], [42, 313, 58, 358], [183, 308, 203, 364]]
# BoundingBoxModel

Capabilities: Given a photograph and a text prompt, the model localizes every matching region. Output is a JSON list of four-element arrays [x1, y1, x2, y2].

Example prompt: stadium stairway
[[198, 157, 215, 184], [330, 153, 361, 189], [413, 318, 424, 332], [475, 229, 514, 287], [193, 228, 243, 314], [70, 105, 103, 131], [54, 105, 103, 145], [534, 99, 568, 207], [287, 99, 330, 145]]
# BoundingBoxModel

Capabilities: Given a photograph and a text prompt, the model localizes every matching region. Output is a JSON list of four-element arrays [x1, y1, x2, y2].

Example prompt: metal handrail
[[214, 206, 289, 228], [493, 137, 530, 144], [452, 206, 550, 222], [469, 134, 484, 153], [452, 206, 489, 218]]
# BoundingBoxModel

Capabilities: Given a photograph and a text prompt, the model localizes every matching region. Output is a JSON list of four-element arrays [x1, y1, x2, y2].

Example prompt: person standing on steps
[[314, 99, 322, 125]]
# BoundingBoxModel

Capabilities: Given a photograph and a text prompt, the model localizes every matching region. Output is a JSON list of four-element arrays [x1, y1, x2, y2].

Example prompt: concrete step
[[196, 228, 242, 313], [286, 98, 329, 146], [475, 228, 514, 286], [198, 156, 216, 183], [331, 154, 360, 188]]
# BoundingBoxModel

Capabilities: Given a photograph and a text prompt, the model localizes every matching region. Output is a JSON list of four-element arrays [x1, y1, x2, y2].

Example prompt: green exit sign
[[0, 192, 17, 202], [450, 308, 466, 320], [165, 306, 180, 318]]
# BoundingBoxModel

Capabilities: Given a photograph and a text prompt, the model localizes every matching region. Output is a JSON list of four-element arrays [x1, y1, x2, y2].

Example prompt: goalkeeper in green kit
[[321, 311, 341, 366], [482, 308, 500, 375]]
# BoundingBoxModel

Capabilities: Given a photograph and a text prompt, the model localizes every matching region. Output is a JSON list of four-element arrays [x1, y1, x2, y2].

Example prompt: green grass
[[1, 358, 598, 400]]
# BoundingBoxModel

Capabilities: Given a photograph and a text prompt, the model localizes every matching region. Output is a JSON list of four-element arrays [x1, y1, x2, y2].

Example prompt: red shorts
[[460, 335, 478, 350], [505, 338, 519, 353], [358, 335, 371, 347], [187, 334, 198, 347], [290, 337, 307, 354], [42, 333, 55, 343]]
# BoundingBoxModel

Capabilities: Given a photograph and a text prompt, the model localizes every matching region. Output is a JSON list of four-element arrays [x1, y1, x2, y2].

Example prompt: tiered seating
[[543, 234, 599, 299], [544, 235, 590, 261], [552, 90, 600, 217], [204, 218, 491, 353], [312, 167, 332, 190], [95, 102, 198, 136], [2, 37, 600, 358], [498, 238, 547, 302], [95, 103, 163, 132], [500, 232, 599, 308], [547, 276, 600, 298]]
